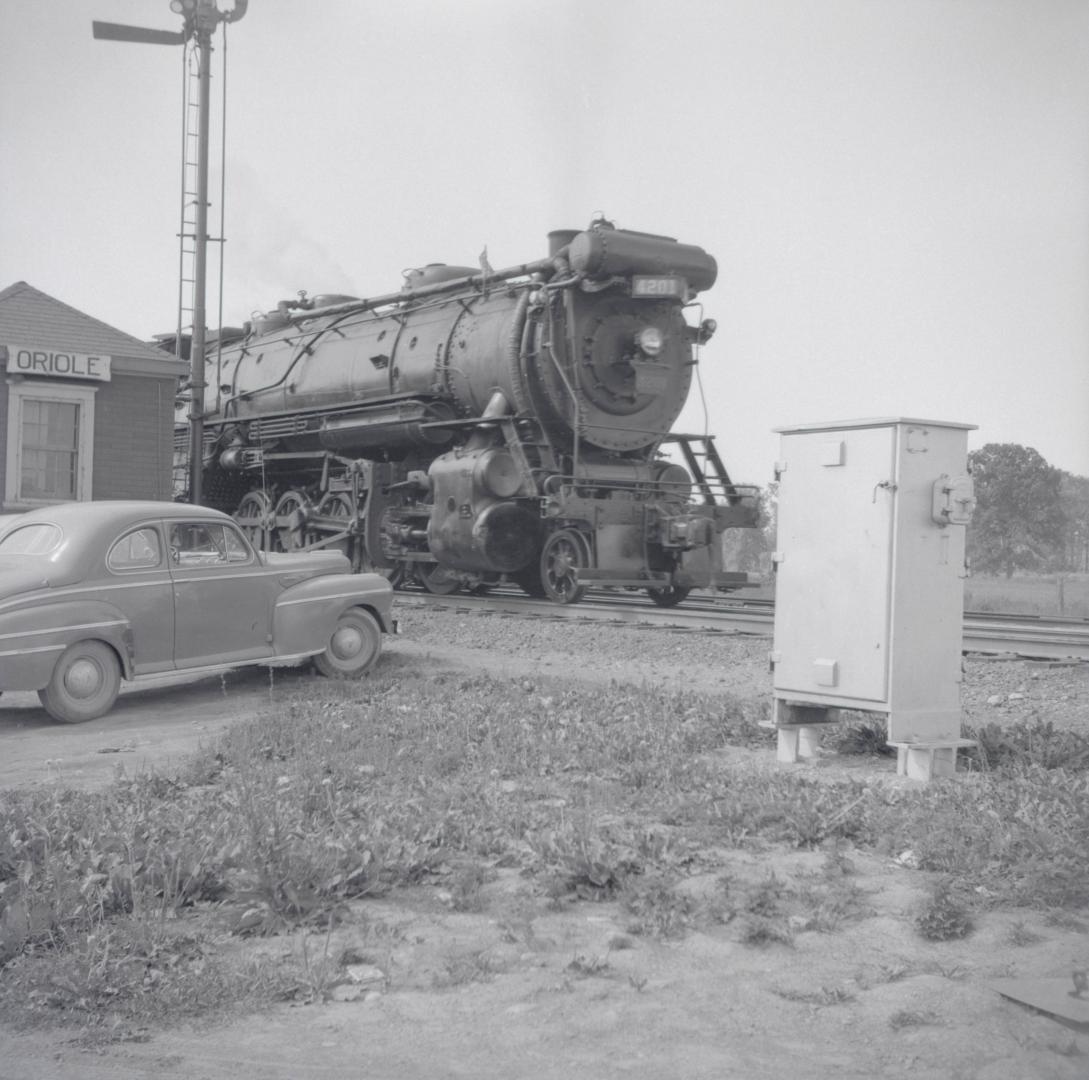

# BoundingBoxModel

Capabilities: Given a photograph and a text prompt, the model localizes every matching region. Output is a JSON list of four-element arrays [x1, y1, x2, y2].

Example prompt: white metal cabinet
[[771, 417, 975, 747]]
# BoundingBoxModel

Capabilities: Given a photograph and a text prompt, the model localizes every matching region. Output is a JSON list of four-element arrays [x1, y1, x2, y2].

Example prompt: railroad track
[[397, 586, 1089, 661]]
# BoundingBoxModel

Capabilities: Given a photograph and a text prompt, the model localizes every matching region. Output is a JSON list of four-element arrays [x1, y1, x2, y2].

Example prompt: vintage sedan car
[[0, 500, 396, 723]]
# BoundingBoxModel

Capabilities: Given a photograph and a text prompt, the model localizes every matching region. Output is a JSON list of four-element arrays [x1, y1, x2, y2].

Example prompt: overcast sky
[[2, 0, 1087, 485]]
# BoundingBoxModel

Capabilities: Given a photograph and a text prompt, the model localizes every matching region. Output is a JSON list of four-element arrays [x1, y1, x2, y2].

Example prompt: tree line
[[968, 443, 1087, 577], [721, 442, 1089, 578]]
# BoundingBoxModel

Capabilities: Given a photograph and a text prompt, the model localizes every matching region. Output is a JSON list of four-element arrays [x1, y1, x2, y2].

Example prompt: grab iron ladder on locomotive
[[665, 434, 744, 505]]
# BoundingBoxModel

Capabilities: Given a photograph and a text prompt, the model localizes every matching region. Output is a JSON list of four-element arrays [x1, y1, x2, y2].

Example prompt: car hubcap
[[65, 658, 101, 699], [330, 625, 363, 661]]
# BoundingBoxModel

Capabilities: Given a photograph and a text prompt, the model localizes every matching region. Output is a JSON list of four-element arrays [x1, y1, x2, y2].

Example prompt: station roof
[[0, 281, 186, 374]]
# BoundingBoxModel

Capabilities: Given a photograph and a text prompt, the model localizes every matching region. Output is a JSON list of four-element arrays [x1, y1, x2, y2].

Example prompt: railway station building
[[0, 282, 187, 514]]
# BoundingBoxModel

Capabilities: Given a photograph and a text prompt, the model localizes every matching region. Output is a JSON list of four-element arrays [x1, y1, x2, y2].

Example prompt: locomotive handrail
[[539, 294, 583, 481], [280, 258, 561, 325], [219, 308, 364, 418], [543, 473, 760, 503]]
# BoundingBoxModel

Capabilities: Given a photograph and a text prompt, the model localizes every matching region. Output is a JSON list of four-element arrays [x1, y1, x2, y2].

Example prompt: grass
[[1, 667, 1087, 1036], [964, 572, 1089, 617], [739, 571, 1089, 617], [966, 718, 1089, 772]]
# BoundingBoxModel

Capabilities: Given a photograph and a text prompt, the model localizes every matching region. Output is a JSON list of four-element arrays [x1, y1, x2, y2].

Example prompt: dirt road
[[0, 665, 286, 791]]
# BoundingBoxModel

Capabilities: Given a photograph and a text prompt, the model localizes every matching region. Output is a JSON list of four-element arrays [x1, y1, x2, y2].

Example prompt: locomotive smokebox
[[568, 229, 718, 292]]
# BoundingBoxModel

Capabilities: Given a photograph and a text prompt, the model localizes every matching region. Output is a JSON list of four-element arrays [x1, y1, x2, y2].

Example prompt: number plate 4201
[[632, 276, 686, 299]]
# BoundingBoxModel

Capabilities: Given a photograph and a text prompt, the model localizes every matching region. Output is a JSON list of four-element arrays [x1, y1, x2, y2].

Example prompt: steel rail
[[398, 589, 1089, 660]]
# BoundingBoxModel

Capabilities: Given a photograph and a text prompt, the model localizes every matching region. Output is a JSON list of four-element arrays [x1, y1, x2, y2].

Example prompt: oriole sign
[[7, 345, 112, 382]]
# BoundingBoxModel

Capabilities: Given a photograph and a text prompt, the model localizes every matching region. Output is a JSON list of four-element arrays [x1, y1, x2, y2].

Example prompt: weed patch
[[433, 948, 500, 988], [915, 881, 975, 942], [965, 718, 1089, 773], [1, 666, 1087, 1035], [889, 1008, 943, 1031], [773, 984, 856, 1006], [825, 716, 897, 757], [620, 874, 700, 939]]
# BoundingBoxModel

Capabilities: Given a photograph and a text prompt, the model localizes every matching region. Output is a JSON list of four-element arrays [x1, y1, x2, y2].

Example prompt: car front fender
[[0, 598, 133, 691], [272, 574, 395, 657]]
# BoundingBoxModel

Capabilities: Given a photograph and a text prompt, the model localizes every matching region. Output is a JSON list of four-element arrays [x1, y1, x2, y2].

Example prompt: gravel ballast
[[397, 603, 1089, 735]]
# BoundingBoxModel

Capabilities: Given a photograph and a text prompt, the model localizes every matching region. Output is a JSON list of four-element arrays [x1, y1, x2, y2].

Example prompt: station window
[[3, 382, 97, 508]]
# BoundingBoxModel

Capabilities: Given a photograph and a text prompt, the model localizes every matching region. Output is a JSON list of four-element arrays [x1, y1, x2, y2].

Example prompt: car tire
[[39, 640, 122, 724], [314, 608, 383, 679]]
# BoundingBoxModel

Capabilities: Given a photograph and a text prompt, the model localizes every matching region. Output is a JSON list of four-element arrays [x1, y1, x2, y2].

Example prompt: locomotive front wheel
[[314, 608, 383, 678], [540, 529, 589, 605], [646, 586, 691, 608], [39, 640, 122, 723]]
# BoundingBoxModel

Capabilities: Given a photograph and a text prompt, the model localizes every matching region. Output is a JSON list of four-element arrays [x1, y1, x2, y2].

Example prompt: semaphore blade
[[92, 21, 186, 45]]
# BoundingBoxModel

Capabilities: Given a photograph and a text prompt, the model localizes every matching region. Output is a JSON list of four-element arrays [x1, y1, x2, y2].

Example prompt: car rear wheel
[[314, 608, 383, 678], [39, 640, 122, 723]]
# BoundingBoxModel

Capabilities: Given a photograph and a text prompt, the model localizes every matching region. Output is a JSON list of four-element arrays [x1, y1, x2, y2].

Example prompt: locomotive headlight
[[636, 326, 664, 357]]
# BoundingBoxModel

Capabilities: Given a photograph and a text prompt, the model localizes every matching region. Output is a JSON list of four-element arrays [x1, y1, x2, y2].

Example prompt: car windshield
[[0, 523, 63, 555]]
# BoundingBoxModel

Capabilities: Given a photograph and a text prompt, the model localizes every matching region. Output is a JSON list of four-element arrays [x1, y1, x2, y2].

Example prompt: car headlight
[[635, 326, 664, 357]]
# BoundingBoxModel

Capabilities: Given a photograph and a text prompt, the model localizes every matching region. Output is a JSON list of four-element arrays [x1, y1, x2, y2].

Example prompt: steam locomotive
[[173, 219, 759, 605]]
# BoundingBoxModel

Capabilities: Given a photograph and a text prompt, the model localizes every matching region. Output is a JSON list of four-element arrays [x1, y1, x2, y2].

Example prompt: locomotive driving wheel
[[235, 491, 274, 553], [540, 528, 590, 605], [273, 490, 310, 552], [315, 492, 406, 587], [646, 585, 691, 608], [313, 492, 355, 558]]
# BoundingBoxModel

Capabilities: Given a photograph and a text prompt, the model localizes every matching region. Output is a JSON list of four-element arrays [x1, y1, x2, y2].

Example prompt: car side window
[[0, 523, 63, 554], [107, 527, 163, 571], [169, 522, 252, 566], [221, 525, 252, 563]]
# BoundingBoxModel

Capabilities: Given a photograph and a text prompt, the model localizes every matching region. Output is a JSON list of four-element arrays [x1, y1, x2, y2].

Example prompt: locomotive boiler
[[173, 218, 759, 604]]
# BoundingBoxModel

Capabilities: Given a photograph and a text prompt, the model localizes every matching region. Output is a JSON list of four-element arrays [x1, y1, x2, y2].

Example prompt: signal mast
[[92, 1, 248, 505]]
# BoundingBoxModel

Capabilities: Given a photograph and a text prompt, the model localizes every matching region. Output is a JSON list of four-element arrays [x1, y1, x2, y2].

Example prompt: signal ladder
[[174, 38, 223, 497]]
